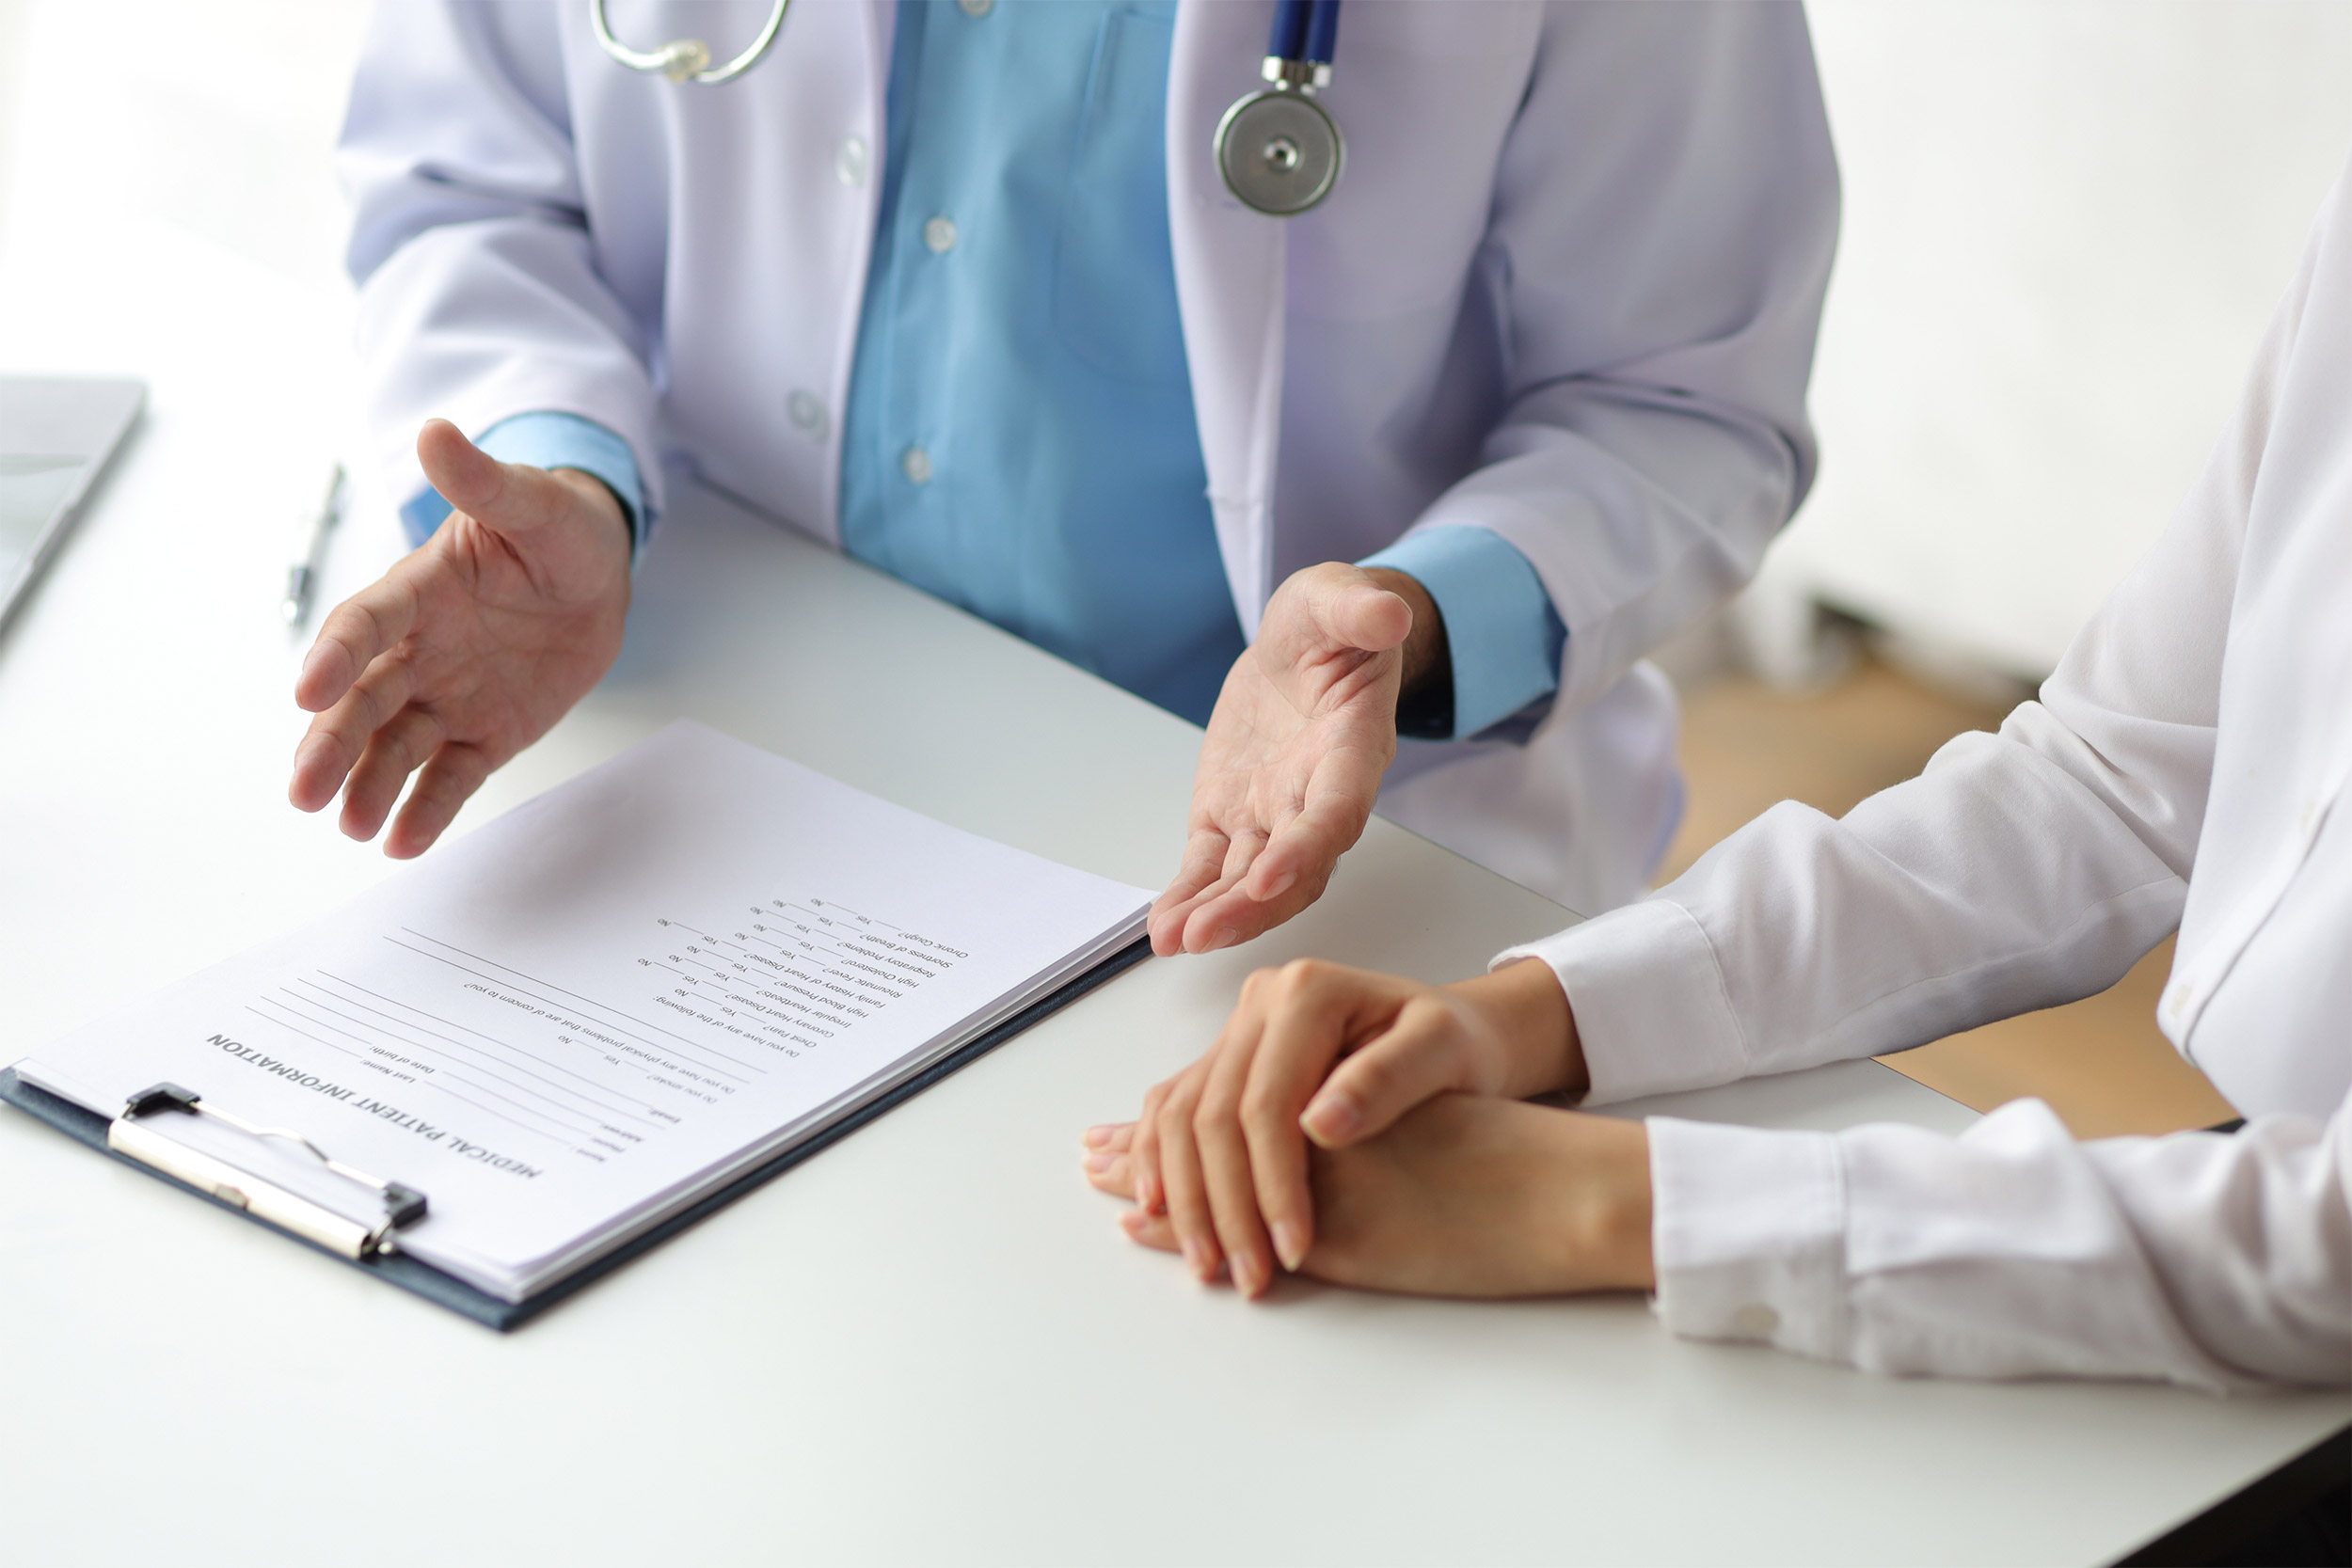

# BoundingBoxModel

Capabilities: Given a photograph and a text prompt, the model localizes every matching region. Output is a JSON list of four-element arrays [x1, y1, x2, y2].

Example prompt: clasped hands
[[290, 423, 1435, 953], [1082, 956, 1655, 1301]]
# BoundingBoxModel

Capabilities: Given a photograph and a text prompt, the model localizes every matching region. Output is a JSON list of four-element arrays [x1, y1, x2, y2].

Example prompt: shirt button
[[834, 135, 869, 188], [923, 215, 958, 255], [1730, 1304, 1779, 1338], [958, 0, 993, 14], [900, 445, 933, 485], [786, 390, 830, 441]]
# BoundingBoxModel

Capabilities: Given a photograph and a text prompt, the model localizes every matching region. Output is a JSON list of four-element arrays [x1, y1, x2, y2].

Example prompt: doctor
[[294, 0, 1836, 948]]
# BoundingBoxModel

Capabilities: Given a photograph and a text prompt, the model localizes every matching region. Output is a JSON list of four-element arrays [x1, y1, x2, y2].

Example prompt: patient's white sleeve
[[1644, 1092, 2350, 1388]]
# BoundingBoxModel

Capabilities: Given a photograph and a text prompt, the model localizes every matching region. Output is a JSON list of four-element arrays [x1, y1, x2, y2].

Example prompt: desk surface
[[2, 209, 2344, 1568]]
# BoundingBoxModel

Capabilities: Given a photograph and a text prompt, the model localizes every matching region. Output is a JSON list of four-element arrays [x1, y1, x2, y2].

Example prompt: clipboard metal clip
[[106, 1082, 429, 1260]]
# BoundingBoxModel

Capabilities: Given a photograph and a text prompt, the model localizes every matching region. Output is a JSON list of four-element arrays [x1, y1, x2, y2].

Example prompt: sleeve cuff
[[1359, 525, 1565, 739], [1491, 898, 1750, 1104], [1647, 1117, 1847, 1362], [398, 412, 649, 552]]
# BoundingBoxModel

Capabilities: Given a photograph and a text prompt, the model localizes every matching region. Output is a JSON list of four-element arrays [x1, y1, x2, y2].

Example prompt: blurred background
[[3, 0, 2349, 1135]]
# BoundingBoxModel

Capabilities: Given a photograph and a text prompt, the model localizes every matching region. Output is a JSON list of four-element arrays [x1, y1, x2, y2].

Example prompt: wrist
[[1448, 958, 1586, 1101], [550, 467, 633, 552], [1573, 1117, 1656, 1291], [1361, 566, 1453, 739]]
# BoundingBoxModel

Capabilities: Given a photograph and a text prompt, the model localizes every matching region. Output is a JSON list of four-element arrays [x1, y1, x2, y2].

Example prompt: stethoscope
[[592, 0, 1346, 215]]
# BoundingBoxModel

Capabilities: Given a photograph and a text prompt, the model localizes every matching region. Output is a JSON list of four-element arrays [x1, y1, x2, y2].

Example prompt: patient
[[1081, 163, 2352, 1392]]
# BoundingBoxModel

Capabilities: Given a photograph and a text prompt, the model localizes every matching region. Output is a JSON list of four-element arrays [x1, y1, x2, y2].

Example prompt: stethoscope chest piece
[[1216, 88, 1343, 217]]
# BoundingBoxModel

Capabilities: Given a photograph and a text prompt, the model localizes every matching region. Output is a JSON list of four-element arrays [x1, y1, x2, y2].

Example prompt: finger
[[1168, 832, 1271, 954], [291, 650, 423, 816], [1131, 1081, 1171, 1214], [1181, 843, 1329, 953], [1251, 733, 1392, 893], [415, 418, 515, 523], [1241, 965, 1376, 1271], [1318, 578, 1413, 654], [1082, 1147, 1136, 1199], [1151, 828, 1232, 956], [1081, 1122, 1135, 1151], [1261, 565, 1410, 664], [294, 572, 421, 716], [1119, 1207, 1182, 1256], [1178, 884, 1285, 955], [338, 706, 446, 842], [1154, 1072, 1222, 1283], [383, 741, 496, 859], [417, 418, 589, 544], [1165, 874, 1249, 954], [1303, 997, 1470, 1148], [1194, 1032, 1278, 1298]]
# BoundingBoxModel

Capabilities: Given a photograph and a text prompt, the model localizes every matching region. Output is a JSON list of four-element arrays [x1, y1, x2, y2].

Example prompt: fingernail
[[1182, 1238, 1210, 1278], [1083, 1149, 1116, 1174], [1272, 1221, 1307, 1272], [1206, 927, 1242, 952], [1081, 1124, 1115, 1148], [1252, 870, 1296, 901], [1232, 1252, 1263, 1297], [1305, 1092, 1360, 1142]]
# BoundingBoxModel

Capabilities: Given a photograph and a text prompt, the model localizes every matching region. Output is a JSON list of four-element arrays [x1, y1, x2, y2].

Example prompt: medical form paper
[[11, 722, 1152, 1302]]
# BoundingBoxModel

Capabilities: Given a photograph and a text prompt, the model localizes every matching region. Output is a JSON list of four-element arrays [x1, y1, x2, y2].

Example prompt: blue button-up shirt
[[837, 0, 1242, 724], [402, 0, 1565, 737]]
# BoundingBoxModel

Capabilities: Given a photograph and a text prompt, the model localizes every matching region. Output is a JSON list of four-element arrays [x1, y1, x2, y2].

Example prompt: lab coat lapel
[[1168, 0, 1287, 639]]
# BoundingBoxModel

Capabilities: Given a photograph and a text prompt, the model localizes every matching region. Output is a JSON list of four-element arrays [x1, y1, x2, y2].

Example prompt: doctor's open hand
[[1080, 956, 1588, 1296], [288, 420, 633, 857], [1151, 562, 1442, 957]]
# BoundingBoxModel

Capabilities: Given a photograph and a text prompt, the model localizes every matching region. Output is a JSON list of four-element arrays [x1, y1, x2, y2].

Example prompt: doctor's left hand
[[288, 420, 633, 857], [1152, 562, 1439, 956]]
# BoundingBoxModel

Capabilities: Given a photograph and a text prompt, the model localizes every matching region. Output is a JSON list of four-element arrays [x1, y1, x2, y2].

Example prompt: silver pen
[[282, 463, 348, 630]]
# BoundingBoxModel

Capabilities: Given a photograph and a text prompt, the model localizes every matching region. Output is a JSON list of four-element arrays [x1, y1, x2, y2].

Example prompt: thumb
[[1297, 1004, 1466, 1148], [416, 418, 536, 527], [1316, 578, 1412, 655]]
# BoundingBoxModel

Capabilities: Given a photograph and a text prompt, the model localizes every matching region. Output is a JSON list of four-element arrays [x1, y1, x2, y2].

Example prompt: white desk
[[2, 396, 2345, 1561], [0, 76, 2343, 1555]]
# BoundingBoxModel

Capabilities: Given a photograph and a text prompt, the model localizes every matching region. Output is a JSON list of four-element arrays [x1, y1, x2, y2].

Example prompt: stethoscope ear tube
[[1217, 0, 1346, 217], [591, 0, 793, 85]]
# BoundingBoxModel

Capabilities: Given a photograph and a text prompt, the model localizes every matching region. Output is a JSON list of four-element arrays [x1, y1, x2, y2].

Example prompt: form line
[[389, 931, 761, 1078], [295, 976, 661, 1126]]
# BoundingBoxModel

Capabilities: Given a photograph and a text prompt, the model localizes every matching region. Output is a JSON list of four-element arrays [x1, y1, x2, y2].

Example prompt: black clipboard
[[0, 935, 1149, 1331]]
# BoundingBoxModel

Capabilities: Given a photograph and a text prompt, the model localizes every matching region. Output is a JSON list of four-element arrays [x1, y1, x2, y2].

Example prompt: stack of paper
[[11, 722, 1151, 1303]]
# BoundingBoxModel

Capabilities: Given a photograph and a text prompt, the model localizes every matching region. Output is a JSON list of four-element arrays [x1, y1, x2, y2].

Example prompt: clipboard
[[0, 934, 1150, 1331]]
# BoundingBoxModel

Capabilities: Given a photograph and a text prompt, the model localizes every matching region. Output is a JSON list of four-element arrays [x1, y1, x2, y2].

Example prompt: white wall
[[1772, 0, 2352, 681], [0, 2, 388, 591], [0, 0, 31, 248]]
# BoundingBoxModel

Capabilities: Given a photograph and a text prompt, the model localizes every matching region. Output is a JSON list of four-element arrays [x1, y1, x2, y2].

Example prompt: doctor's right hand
[[288, 420, 633, 858]]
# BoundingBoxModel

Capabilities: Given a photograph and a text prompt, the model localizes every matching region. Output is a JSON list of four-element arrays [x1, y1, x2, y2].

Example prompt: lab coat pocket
[[1053, 6, 1187, 386]]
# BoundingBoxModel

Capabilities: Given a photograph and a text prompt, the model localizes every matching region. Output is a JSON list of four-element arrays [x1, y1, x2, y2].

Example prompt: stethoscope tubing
[[590, 0, 1347, 215], [1269, 0, 1342, 67], [590, 0, 792, 84]]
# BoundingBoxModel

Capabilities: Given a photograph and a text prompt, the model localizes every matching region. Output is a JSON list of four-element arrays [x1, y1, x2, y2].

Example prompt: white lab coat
[[1501, 161, 2352, 1389], [338, 0, 1837, 914]]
